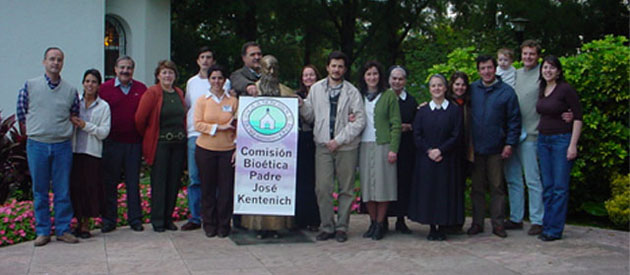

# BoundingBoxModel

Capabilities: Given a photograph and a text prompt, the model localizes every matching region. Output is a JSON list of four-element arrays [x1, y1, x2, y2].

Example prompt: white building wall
[[106, 0, 171, 86], [0, 0, 105, 116]]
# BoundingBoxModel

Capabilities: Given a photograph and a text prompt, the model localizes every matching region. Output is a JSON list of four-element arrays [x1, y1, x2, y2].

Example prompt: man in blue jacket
[[467, 55, 521, 238]]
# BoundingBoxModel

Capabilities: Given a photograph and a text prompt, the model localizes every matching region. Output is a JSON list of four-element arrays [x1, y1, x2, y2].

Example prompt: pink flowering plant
[[0, 199, 35, 246], [332, 179, 362, 214], [0, 178, 189, 247]]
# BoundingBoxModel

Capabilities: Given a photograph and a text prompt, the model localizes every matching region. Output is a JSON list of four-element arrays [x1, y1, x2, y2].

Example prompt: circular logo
[[241, 98, 294, 142]]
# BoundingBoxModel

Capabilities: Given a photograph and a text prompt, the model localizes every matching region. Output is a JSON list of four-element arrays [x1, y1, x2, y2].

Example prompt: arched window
[[104, 15, 126, 80]]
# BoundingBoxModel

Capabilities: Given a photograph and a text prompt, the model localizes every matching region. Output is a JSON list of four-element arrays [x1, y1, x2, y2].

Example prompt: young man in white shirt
[[181, 46, 231, 231]]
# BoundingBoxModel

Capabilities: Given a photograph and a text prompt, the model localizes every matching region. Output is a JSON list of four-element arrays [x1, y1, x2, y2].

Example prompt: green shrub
[[560, 35, 630, 216], [605, 174, 630, 228]]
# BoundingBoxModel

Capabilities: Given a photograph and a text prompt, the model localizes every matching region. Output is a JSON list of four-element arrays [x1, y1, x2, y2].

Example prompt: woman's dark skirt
[[294, 130, 321, 228], [70, 153, 103, 218]]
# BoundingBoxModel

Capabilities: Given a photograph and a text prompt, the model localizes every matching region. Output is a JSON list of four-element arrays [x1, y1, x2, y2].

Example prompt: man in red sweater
[[99, 56, 147, 233]]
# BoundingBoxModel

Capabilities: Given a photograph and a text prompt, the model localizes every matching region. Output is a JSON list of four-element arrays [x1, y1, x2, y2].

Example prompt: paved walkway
[[1, 216, 628, 275]]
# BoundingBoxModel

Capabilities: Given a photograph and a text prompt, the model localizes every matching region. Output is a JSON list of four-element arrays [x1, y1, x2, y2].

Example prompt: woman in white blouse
[[69, 69, 111, 238]]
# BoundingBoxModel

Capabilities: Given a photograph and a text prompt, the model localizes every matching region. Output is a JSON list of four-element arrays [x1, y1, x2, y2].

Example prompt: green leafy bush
[[560, 35, 630, 216], [604, 174, 630, 228]]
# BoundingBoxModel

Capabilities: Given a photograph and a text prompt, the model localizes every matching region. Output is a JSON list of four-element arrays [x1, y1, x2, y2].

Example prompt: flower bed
[[0, 178, 189, 247], [1, 177, 363, 247]]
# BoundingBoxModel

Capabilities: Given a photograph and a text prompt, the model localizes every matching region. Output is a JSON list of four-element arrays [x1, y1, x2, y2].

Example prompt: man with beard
[[300, 51, 366, 242], [99, 56, 148, 233], [241, 55, 295, 239]]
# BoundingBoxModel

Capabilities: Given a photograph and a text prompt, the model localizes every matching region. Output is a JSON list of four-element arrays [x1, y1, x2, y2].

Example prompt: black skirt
[[70, 153, 103, 218], [294, 130, 321, 227]]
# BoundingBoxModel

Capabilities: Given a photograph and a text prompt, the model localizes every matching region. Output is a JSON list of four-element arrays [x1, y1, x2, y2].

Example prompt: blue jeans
[[27, 139, 74, 236], [187, 137, 201, 224], [538, 133, 573, 238], [503, 140, 544, 225]]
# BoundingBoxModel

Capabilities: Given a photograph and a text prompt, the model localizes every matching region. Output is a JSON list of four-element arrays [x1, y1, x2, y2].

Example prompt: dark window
[[104, 16, 126, 80]]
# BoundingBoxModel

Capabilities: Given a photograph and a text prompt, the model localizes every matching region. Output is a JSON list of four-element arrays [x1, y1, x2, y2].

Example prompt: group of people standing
[[18, 38, 582, 247], [295, 39, 582, 243]]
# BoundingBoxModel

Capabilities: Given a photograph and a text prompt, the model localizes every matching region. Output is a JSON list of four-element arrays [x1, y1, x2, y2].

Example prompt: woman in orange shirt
[[194, 64, 238, 238]]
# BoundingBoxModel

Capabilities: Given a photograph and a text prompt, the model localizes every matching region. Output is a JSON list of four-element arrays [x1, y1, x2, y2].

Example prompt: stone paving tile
[[191, 268, 273, 275], [0, 218, 628, 275], [29, 262, 109, 274], [267, 262, 352, 275], [31, 242, 103, 264], [247, 244, 334, 268], [0, 241, 32, 274], [185, 253, 264, 272], [107, 259, 189, 275]]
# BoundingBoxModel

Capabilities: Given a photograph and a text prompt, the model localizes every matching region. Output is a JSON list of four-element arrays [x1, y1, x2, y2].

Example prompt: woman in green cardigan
[[357, 61, 402, 240]]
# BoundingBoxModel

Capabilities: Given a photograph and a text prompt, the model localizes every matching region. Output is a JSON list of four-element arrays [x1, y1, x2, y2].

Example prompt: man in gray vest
[[17, 47, 80, 246]]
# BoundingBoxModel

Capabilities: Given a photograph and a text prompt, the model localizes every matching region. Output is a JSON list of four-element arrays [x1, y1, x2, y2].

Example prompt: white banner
[[233, 96, 298, 216]]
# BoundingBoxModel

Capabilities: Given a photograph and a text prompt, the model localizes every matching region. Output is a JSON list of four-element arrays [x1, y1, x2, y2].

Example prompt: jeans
[[538, 133, 573, 238], [187, 137, 201, 224], [503, 140, 544, 225], [27, 139, 74, 236], [101, 140, 143, 227]]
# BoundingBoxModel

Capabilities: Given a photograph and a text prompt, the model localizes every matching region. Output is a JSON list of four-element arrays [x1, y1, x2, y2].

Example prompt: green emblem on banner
[[248, 106, 286, 135], [242, 98, 294, 142]]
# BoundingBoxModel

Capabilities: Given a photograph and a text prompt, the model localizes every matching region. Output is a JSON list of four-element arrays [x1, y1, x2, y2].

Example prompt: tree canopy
[[171, 0, 628, 92]]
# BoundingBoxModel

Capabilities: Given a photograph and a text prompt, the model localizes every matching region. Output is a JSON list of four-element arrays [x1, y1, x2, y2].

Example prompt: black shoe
[[316, 231, 335, 241], [528, 224, 543, 236], [101, 224, 116, 233], [165, 223, 178, 231], [79, 231, 92, 239], [395, 220, 412, 234], [538, 234, 561, 242], [256, 230, 267, 239], [130, 223, 144, 232], [435, 231, 447, 241], [492, 226, 508, 238], [504, 220, 523, 230], [363, 220, 376, 238], [427, 225, 437, 241], [467, 224, 483, 235], [181, 222, 201, 231], [205, 230, 217, 238], [335, 231, 348, 243], [217, 231, 229, 238], [371, 222, 385, 240], [153, 226, 165, 232], [383, 219, 389, 233], [443, 225, 465, 235]]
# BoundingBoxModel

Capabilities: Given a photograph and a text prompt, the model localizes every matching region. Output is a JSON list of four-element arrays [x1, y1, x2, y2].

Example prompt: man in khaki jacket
[[300, 51, 366, 242]]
